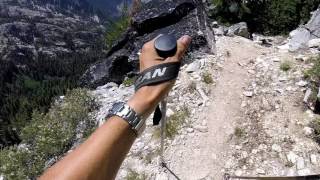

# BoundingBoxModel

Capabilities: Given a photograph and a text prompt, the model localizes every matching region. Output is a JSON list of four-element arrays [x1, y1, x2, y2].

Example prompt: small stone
[[167, 108, 174, 117], [241, 101, 247, 108], [298, 168, 311, 176], [272, 144, 282, 152], [243, 91, 253, 97], [212, 21, 219, 28], [310, 154, 317, 165], [194, 125, 208, 133], [304, 88, 312, 103], [235, 169, 242, 176], [272, 57, 281, 62], [286, 168, 296, 176], [186, 128, 194, 133], [303, 127, 313, 136], [256, 168, 265, 174], [296, 80, 308, 87], [294, 54, 307, 61], [279, 77, 288, 82], [248, 70, 255, 74], [186, 61, 200, 73], [296, 157, 305, 170], [287, 151, 298, 164]]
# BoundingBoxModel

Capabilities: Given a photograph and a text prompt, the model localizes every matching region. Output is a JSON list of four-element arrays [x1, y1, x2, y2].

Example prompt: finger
[[167, 35, 191, 62]]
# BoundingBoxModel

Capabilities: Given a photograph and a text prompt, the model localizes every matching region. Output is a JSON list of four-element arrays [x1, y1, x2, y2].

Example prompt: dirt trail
[[168, 37, 270, 179]]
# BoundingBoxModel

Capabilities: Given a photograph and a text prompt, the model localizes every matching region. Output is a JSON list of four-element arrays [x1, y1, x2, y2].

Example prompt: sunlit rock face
[[81, 0, 216, 88]]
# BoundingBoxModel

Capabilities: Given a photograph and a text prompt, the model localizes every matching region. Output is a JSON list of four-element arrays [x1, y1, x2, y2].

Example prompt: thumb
[[167, 35, 192, 62]]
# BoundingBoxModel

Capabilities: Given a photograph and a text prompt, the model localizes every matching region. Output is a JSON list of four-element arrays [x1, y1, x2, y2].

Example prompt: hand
[[128, 35, 191, 118]]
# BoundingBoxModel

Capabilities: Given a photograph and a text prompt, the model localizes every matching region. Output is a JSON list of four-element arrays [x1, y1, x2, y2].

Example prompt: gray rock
[[296, 80, 308, 87], [227, 22, 250, 38], [287, 151, 298, 164], [288, 28, 311, 51], [272, 144, 282, 152], [296, 157, 305, 170], [243, 91, 253, 97], [310, 154, 317, 165], [303, 127, 314, 136], [298, 168, 311, 176], [287, 7, 320, 51], [194, 125, 208, 133], [256, 168, 266, 175], [186, 61, 200, 73], [186, 128, 194, 133], [308, 38, 320, 48], [212, 21, 219, 28], [303, 88, 312, 103]]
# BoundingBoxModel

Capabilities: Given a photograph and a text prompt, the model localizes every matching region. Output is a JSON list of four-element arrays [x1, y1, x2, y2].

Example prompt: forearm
[[40, 116, 136, 180], [40, 88, 163, 180]]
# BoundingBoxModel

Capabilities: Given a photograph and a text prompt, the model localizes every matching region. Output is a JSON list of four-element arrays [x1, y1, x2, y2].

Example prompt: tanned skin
[[39, 35, 191, 180]]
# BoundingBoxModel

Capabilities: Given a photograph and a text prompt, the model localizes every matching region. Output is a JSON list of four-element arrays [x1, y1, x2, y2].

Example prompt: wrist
[[127, 87, 161, 118]]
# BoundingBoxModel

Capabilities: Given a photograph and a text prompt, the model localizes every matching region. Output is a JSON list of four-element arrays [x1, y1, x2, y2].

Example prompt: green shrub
[[202, 72, 214, 84], [106, 3, 131, 49], [0, 88, 97, 179], [126, 169, 147, 180], [166, 106, 190, 138], [234, 127, 245, 138], [311, 118, 320, 143], [210, 0, 320, 35], [305, 56, 320, 82], [280, 61, 292, 71], [123, 76, 136, 87]]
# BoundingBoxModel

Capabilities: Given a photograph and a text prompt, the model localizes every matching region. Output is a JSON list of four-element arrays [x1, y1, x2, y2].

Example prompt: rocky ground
[[91, 32, 320, 179]]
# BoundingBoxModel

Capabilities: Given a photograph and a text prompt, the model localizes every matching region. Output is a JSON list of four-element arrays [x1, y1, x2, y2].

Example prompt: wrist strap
[[134, 62, 181, 125]]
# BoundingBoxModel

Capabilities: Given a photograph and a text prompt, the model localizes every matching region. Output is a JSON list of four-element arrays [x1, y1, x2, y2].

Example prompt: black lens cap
[[154, 34, 177, 58]]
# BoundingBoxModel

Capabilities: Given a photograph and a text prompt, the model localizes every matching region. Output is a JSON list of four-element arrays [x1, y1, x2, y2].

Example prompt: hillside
[[0, 0, 320, 179]]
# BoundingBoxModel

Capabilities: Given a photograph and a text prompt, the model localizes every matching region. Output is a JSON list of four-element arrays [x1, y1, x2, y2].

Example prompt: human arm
[[39, 35, 191, 180]]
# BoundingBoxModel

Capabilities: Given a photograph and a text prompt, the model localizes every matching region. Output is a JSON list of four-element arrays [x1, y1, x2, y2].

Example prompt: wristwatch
[[107, 102, 146, 136]]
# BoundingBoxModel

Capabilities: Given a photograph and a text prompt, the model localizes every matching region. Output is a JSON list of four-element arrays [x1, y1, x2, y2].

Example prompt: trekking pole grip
[[154, 34, 177, 59]]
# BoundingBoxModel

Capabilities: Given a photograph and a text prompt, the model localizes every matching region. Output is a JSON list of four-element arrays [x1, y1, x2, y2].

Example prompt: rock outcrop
[[81, 0, 216, 88], [286, 7, 320, 51]]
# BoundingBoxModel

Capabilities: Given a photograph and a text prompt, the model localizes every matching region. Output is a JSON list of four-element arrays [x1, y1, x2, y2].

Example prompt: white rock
[[194, 125, 208, 133], [243, 91, 253, 97], [279, 77, 288, 82], [186, 128, 194, 133], [298, 168, 311, 176], [272, 57, 281, 62], [212, 21, 219, 28], [294, 54, 307, 61], [287, 151, 298, 164], [166, 108, 174, 117], [304, 88, 312, 103], [256, 168, 266, 174], [286, 168, 296, 176], [296, 157, 305, 170], [303, 127, 314, 136], [272, 144, 282, 152], [235, 169, 243, 176], [186, 61, 200, 73], [296, 80, 308, 87], [308, 38, 320, 48], [248, 70, 255, 74], [310, 154, 317, 165]]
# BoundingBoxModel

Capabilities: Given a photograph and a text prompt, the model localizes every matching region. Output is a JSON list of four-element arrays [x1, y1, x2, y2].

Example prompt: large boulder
[[81, 0, 216, 88], [227, 22, 250, 38], [287, 7, 320, 51]]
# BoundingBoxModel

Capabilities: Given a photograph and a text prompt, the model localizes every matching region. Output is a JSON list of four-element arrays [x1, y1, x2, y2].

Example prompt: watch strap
[[107, 102, 145, 136]]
